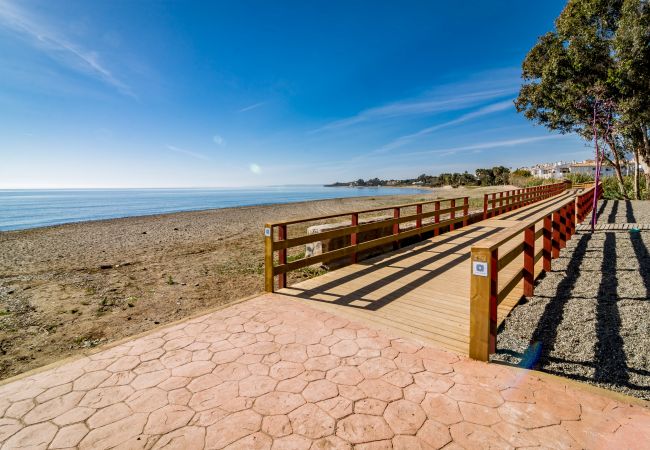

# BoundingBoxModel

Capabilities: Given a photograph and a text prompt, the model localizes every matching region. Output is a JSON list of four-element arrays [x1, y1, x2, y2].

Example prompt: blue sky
[[0, 1, 590, 188]]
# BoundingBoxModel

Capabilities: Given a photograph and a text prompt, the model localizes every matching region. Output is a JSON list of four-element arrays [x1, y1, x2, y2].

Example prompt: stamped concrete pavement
[[0, 294, 648, 449]]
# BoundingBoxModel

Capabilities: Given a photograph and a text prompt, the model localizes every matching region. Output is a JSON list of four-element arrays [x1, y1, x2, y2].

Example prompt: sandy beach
[[0, 186, 502, 380]]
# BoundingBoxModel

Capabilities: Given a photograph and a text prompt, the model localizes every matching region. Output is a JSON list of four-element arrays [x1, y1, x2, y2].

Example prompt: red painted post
[[491, 193, 496, 217], [450, 199, 456, 231], [523, 225, 535, 297], [463, 197, 469, 227], [543, 215, 552, 272], [278, 224, 287, 289], [483, 194, 488, 220], [552, 210, 561, 259], [434, 201, 440, 236], [559, 206, 567, 250], [499, 192, 504, 215], [393, 207, 400, 250], [489, 248, 498, 354], [350, 213, 358, 264], [416, 204, 422, 229]]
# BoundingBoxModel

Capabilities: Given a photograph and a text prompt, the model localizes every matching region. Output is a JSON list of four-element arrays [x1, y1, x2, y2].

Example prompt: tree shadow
[[516, 233, 591, 368], [625, 201, 636, 224], [593, 232, 628, 386], [607, 200, 619, 223], [629, 231, 650, 299]]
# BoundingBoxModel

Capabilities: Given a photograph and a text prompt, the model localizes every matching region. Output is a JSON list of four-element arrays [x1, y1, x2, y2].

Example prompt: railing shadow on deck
[[281, 225, 504, 311]]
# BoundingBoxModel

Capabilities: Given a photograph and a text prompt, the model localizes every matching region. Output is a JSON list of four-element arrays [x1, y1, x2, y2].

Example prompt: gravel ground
[[494, 200, 650, 400]]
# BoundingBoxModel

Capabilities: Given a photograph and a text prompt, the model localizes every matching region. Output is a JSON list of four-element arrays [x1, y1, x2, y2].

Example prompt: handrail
[[469, 191, 588, 361], [572, 181, 596, 190], [575, 182, 602, 223], [266, 197, 466, 227], [482, 182, 568, 220], [264, 196, 470, 291]]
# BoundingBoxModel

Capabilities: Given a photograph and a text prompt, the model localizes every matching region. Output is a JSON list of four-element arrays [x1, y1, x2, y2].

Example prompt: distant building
[[523, 161, 572, 179], [569, 159, 640, 177], [569, 160, 615, 177], [521, 159, 642, 179]]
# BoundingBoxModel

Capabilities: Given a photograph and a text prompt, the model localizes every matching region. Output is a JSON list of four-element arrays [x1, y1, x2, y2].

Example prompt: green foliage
[[602, 175, 648, 199], [512, 169, 532, 177], [564, 173, 596, 184], [516, 0, 650, 199], [475, 166, 511, 186]]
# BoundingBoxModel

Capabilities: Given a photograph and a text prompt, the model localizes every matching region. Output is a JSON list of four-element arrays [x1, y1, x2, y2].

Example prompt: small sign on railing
[[472, 261, 488, 277], [264, 227, 271, 237]]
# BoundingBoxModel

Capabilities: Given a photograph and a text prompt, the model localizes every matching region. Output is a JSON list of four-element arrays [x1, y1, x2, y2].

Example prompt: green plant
[[166, 275, 175, 285]]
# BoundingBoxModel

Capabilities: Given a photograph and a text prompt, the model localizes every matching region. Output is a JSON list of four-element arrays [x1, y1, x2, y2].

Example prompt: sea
[[0, 186, 428, 232]]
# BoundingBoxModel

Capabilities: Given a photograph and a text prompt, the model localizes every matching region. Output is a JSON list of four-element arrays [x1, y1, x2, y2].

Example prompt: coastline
[[0, 186, 504, 379], [0, 185, 431, 233]]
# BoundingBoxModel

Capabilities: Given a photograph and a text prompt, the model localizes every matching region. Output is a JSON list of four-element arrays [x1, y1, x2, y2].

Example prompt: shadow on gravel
[[630, 231, 650, 299], [594, 233, 628, 386], [607, 200, 619, 223], [522, 233, 592, 367], [595, 199, 608, 222], [625, 201, 636, 223]]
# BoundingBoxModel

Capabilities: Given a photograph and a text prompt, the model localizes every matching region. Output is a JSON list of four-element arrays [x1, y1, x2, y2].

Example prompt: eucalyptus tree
[[516, 0, 649, 199]]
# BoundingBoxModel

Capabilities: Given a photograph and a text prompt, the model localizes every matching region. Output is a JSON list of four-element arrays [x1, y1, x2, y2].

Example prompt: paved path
[[0, 294, 648, 449]]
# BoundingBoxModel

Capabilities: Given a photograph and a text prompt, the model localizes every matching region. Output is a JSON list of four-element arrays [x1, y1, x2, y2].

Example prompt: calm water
[[0, 186, 427, 231]]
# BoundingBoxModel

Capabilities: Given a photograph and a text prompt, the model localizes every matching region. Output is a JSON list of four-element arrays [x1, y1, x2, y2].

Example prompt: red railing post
[[483, 194, 488, 220], [489, 248, 498, 354], [434, 201, 440, 236], [559, 206, 567, 250], [543, 214, 552, 272], [491, 193, 496, 217], [416, 204, 422, 229], [552, 210, 561, 259], [278, 224, 287, 289], [523, 224, 535, 297], [499, 192, 504, 215], [463, 197, 469, 227], [450, 199, 456, 231], [393, 207, 400, 250], [351, 213, 359, 264]]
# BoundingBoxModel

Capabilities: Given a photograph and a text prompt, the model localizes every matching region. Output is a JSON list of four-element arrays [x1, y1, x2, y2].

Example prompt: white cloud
[[213, 135, 225, 146], [239, 102, 266, 113], [167, 145, 210, 161], [377, 99, 514, 152], [401, 135, 566, 158], [0, 1, 134, 98], [249, 163, 262, 174], [310, 68, 519, 133]]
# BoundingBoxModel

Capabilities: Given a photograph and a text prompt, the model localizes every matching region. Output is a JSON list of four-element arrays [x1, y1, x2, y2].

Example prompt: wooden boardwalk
[[279, 191, 578, 355]]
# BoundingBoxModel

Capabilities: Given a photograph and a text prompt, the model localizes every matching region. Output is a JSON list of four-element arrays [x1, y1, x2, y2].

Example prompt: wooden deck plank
[[278, 193, 576, 355]]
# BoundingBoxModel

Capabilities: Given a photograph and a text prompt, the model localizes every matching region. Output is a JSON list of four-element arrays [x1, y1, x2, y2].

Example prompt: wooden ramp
[[278, 192, 577, 355]]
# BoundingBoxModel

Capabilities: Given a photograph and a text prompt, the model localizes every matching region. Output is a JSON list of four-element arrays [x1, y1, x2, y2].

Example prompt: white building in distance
[[521, 159, 640, 179]]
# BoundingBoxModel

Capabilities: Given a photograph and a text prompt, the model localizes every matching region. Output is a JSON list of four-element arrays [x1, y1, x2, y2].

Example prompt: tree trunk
[[641, 125, 650, 200], [606, 138, 629, 199], [633, 146, 640, 200]]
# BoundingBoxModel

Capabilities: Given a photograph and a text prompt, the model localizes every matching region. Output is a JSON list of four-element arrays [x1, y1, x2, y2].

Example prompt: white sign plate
[[264, 227, 271, 237], [472, 261, 488, 277]]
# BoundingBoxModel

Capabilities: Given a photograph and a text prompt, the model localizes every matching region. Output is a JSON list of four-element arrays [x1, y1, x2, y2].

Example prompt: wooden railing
[[469, 193, 579, 361], [482, 182, 568, 220], [264, 197, 470, 292], [576, 182, 603, 223], [572, 181, 595, 190]]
